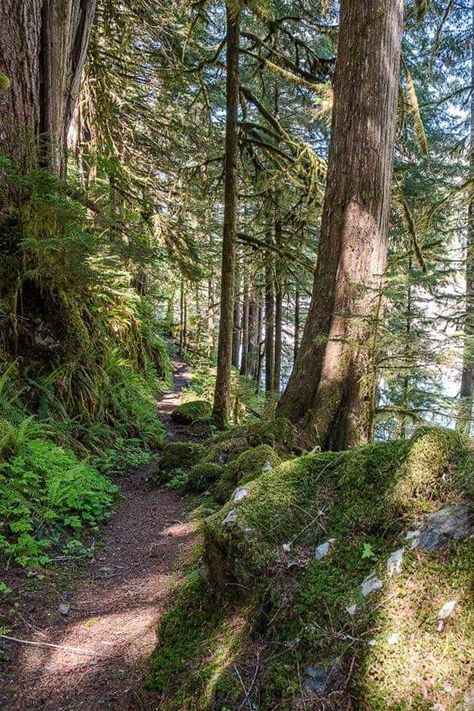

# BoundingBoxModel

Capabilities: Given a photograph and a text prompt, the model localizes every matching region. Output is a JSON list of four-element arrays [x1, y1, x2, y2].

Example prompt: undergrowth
[[0, 159, 172, 567]]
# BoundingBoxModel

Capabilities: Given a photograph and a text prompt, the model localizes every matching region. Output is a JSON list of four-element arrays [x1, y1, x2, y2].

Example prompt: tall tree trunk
[[232, 264, 241, 368], [240, 266, 250, 375], [213, 3, 240, 427], [247, 288, 258, 380], [457, 1, 474, 435], [265, 238, 275, 392], [294, 286, 300, 363], [274, 200, 283, 391], [277, 0, 404, 450], [0, 0, 96, 177]]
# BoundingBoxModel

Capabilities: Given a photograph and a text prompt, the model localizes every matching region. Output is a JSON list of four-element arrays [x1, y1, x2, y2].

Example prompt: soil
[[0, 361, 198, 710]]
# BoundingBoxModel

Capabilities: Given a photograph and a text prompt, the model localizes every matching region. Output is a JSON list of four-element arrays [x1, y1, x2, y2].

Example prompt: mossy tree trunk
[[232, 264, 241, 368], [240, 266, 250, 375], [457, 2, 474, 435], [0, 0, 96, 178], [293, 286, 300, 363], [265, 231, 275, 392], [213, 2, 240, 426], [274, 205, 283, 392], [277, 0, 404, 450]]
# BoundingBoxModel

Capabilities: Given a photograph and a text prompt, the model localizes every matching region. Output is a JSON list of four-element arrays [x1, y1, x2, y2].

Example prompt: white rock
[[223, 508, 238, 526], [437, 599, 456, 620], [387, 548, 405, 576], [361, 572, 383, 598], [345, 603, 357, 616], [232, 487, 248, 503], [282, 543, 292, 553], [262, 460, 273, 472], [404, 530, 420, 548], [314, 538, 336, 561], [368, 639, 377, 647], [387, 632, 399, 645], [436, 599, 457, 631]]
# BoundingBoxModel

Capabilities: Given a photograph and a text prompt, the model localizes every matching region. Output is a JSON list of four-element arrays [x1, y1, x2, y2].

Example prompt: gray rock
[[58, 603, 70, 615], [232, 487, 248, 503], [314, 538, 336, 561], [404, 530, 420, 548], [345, 603, 357, 616], [387, 548, 405, 576], [361, 572, 383, 597], [418, 505, 471, 551], [303, 659, 339, 693], [262, 460, 273, 472], [223, 508, 238, 527]]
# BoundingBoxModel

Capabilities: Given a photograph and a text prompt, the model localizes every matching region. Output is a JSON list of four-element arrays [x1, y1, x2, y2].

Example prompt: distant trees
[[277, 0, 404, 449]]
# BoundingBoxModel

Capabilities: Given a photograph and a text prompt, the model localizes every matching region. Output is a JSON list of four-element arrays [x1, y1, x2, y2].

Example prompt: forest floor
[[0, 361, 198, 710]]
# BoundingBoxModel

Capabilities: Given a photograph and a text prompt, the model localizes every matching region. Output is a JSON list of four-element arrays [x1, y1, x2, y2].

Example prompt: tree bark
[[265, 234, 275, 392], [247, 287, 258, 380], [274, 202, 283, 392], [232, 264, 241, 368], [457, 0, 474, 435], [240, 266, 250, 375], [213, 3, 240, 427], [277, 0, 404, 450], [293, 286, 300, 363], [0, 0, 96, 177]]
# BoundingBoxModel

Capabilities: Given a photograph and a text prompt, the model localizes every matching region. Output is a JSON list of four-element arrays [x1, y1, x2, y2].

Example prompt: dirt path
[[1, 361, 196, 710]]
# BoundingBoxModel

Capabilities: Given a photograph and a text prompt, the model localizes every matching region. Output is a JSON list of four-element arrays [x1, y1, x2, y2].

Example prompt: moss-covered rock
[[204, 417, 297, 468], [186, 462, 223, 493], [146, 428, 474, 711], [171, 399, 212, 425], [150, 441, 203, 486], [214, 444, 282, 503]]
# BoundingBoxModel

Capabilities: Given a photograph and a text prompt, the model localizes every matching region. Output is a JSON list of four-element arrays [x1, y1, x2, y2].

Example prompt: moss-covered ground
[[145, 427, 473, 710]]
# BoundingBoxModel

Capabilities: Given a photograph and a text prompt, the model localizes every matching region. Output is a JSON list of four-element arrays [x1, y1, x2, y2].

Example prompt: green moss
[[0, 73, 10, 92], [148, 428, 474, 710], [214, 444, 282, 503], [171, 400, 212, 425], [187, 462, 223, 493], [151, 441, 203, 486], [145, 576, 249, 710]]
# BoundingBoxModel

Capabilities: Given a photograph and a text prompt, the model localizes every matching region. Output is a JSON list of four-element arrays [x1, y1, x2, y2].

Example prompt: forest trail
[[2, 362, 197, 710]]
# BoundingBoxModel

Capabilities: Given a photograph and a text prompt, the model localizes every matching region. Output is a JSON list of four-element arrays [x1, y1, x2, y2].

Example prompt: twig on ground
[[1, 634, 95, 656]]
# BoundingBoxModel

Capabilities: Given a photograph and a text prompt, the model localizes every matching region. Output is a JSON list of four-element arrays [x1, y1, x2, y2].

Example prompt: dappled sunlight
[[358, 545, 473, 708]]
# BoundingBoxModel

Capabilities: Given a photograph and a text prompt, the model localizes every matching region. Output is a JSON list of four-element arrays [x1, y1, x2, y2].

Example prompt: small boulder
[[232, 487, 248, 503], [303, 659, 340, 693], [314, 538, 336, 561], [171, 400, 212, 425], [418, 505, 471, 551], [361, 572, 383, 598], [223, 508, 238, 527], [387, 548, 404, 576]]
